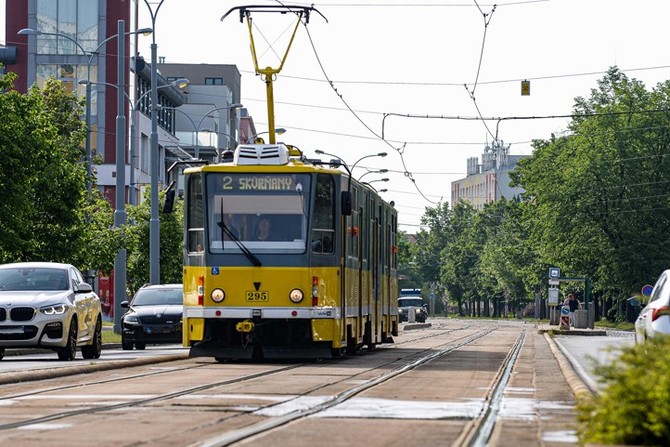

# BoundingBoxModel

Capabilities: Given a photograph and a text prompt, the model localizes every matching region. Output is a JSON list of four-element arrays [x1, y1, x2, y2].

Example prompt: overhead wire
[[300, 18, 441, 205]]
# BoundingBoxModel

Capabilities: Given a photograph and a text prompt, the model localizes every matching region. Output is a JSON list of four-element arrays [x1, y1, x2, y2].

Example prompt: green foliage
[[0, 74, 89, 264], [77, 191, 118, 273], [102, 328, 121, 344], [402, 66, 670, 323], [397, 231, 423, 288], [125, 190, 184, 294], [0, 71, 184, 292], [577, 337, 670, 445]]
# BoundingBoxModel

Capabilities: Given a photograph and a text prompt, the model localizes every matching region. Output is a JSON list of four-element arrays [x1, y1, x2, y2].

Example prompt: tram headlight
[[289, 288, 304, 303], [211, 288, 226, 303]]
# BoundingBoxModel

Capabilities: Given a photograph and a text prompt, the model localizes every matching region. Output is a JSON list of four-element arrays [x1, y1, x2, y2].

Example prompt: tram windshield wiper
[[218, 201, 262, 267]]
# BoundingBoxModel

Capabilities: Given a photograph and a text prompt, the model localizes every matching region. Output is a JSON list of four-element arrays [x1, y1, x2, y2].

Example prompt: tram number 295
[[245, 291, 269, 302]]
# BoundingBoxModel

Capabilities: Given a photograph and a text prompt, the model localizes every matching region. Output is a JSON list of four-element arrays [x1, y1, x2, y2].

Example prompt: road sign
[[560, 306, 570, 330], [548, 279, 560, 286], [642, 284, 654, 297], [548, 267, 560, 278]]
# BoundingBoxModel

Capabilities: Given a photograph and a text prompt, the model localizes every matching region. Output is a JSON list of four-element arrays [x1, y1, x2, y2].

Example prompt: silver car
[[0, 262, 103, 360], [635, 269, 670, 343]]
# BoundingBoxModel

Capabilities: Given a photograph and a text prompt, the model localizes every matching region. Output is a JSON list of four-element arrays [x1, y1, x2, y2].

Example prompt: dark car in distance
[[121, 284, 183, 350]]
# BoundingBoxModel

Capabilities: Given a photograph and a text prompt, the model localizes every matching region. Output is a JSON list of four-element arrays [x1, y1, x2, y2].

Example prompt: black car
[[398, 297, 428, 323], [121, 284, 183, 350]]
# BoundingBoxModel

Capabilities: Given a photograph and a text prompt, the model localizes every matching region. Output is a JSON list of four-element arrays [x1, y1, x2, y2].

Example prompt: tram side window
[[187, 175, 205, 253], [312, 174, 335, 254]]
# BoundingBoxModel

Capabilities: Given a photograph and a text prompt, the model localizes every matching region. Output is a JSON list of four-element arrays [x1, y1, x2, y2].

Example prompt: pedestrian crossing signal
[[521, 80, 530, 96]]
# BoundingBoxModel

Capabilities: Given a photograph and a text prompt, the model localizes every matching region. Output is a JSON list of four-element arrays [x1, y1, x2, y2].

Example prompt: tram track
[[188, 326, 502, 447], [0, 321, 540, 447], [0, 362, 306, 431], [454, 328, 527, 447], [0, 325, 492, 435]]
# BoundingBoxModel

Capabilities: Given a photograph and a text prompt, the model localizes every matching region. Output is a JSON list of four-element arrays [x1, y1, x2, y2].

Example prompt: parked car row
[[635, 269, 670, 344], [121, 283, 183, 350], [0, 262, 102, 361], [0, 262, 184, 360]]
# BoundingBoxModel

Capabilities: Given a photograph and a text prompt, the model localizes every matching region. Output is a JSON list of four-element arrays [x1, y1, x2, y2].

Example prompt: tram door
[[357, 201, 364, 342], [371, 200, 380, 342]]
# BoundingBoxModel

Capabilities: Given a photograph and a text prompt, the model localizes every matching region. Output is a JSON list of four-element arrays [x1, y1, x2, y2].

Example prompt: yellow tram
[[182, 146, 399, 359], [181, 5, 398, 360]]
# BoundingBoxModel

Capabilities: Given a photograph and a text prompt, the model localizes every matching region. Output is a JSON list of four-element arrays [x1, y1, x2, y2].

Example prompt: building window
[[36, 0, 99, 54], [205, 77, 223, 85], [140, 134, 149, 173]]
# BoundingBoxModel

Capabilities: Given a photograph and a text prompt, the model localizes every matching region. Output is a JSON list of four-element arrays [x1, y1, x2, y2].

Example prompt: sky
[[4, 1, 670, 233]]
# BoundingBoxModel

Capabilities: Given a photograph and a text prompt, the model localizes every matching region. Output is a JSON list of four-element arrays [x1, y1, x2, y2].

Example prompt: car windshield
[[399, 298, 424, 307], [132, 288, 183, 306], [0, 267, 69, 291]]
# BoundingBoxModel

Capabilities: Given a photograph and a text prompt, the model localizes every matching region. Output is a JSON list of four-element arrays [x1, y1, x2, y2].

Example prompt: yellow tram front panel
[[183, 264, 342, 345]]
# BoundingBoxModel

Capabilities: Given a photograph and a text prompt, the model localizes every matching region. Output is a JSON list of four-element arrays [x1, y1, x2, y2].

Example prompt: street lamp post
[[362, 178, 390, 193], [160, 107, 198, 158], [18, 26, 152, 198], [200, 129, 238, 162], [367, 178, 390, 185], [350, 152, 388, 176], [357, 168, 388, 182], [145, 0, 166, 285], [315, 150, 387, 195], [78, 78, 189, 207], [163, 103, 243, 159], [247, 128, 286, 144], [113, 20, 127, 333]]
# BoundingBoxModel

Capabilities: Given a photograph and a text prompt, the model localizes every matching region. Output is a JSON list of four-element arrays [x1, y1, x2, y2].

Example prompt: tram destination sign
[[219, 174, 296, 191]]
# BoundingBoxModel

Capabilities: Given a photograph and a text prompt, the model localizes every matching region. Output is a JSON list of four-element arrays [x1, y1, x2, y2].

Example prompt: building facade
[[4, 1, 245, 206], [451, 141, 527, 209], [156, 63, 243, 165]]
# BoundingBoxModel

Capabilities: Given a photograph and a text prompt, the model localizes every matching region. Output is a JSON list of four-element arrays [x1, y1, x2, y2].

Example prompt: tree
[[397, 231, 423, 288], [0, 73, 92, 264], [125, 190, 184, 294], [512, 66, 670, 320]]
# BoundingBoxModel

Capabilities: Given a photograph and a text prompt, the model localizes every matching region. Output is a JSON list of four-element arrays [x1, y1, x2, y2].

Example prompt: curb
[[0, 351, 189, 385], [543, 332, 596, 400], [4, 343, 122, 357], [402, 322, 432, 331]]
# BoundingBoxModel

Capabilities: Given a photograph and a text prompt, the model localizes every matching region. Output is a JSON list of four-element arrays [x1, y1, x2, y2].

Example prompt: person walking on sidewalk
[[564, 293, 579, 327]]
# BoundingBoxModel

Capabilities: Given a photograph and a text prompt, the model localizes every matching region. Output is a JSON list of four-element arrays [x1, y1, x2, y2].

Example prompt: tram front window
[[207, 173, 311, 254]]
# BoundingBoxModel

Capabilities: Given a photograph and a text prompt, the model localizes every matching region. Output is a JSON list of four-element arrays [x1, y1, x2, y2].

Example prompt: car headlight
[[40, 304, 68, 315], [124, 314, 139, 323], [398, 309, 405, 314]]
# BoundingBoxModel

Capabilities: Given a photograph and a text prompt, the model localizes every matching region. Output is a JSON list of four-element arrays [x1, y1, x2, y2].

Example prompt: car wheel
[[135, 343, 146, 350], [121, 338, 134, 350], [57, 319, 78, 361], [82, 318, 102, 359], [0, 347, 4, 361]]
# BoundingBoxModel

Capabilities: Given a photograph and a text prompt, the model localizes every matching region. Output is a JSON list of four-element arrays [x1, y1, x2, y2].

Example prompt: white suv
[[0, 262, 102, 361]]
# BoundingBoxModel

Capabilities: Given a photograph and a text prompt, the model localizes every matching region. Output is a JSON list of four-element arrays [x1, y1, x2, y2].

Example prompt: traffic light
[[521, 79, 530, 96]]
